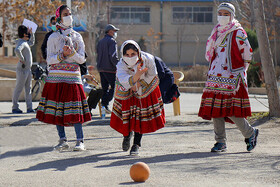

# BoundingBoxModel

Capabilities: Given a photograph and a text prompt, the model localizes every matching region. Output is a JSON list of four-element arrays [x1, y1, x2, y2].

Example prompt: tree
[[73, 0, 112, 64], [253, 0, 280, 117], [0, 0, 61, 52]]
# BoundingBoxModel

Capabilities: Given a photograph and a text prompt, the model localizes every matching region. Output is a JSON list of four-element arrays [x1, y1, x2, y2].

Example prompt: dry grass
[[170, 65, 209, 82]]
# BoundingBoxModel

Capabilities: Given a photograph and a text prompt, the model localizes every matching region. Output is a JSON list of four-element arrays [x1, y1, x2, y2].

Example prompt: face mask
[[62, 15, 73, 27], [123, 55, 139, 67], [27, 33, 31, 39], [113, 32, 117, 39], [217, 16, 230, 26], [51, 25, 56, 31]]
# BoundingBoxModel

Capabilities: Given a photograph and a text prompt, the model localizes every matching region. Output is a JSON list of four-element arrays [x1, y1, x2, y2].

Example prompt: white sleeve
[[46, 35, 64, 65], [116, 61, 134, 90], [67, 33, 86, 64]]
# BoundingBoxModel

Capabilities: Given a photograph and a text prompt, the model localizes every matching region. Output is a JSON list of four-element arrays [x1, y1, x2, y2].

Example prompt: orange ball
[[130, 162, 150, 182]]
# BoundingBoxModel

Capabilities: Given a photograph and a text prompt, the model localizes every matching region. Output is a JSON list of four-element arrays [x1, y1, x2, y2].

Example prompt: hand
[[84, 74, 93, 81], [133, 64, 148, 83], [63, 45, 72, 57], [131, 82, 140, 92], [27, 27, 32, 34]]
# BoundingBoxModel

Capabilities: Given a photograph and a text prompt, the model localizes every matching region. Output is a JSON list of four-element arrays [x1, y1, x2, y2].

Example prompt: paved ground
[[1, 93, 280, 186]]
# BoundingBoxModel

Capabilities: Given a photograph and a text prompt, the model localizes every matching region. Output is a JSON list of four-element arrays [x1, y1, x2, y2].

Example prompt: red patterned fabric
[[36, 82, 91, 126], [110, 86, 165, 136], [198, 82, 251, 123]]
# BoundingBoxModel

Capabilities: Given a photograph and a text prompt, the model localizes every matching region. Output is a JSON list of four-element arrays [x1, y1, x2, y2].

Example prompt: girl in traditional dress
[[36, 5, 91, 151], [198, 2, 259, 152], [110, 40, 165, 156]]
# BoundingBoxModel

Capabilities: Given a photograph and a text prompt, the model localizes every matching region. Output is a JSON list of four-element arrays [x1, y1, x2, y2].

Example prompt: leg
[[73, 123, 85, 151], [122, 131, 133, 151], [130, 132, 142, 156], [100, 72, 110, 107], [54, 125, 69, 150], [107, 73, 116, 105], [12, 69, 25, 110], [213, 118, 226, 143], [74, 123, 84, 141], [25, 70, 33, 111], [56, 125, 66, 140], [229, 117, 258, 151], [133, 132, 143, 147], [229, 117, 254, 138]]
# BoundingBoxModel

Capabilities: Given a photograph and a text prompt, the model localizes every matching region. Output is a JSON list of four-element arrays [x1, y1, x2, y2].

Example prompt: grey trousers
[[12, 67, 32, 110], [213, 117, 254, 143]]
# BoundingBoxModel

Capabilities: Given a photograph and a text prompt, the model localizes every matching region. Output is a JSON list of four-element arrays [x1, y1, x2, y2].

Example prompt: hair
[[59, 5, 69, 17], [123, 43, 138, 55], [18, 25, 28, 38], [50, 16, 56, 23]]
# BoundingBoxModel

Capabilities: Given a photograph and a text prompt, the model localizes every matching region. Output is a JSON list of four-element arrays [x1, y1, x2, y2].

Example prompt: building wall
[[109, 1, 216, 66]]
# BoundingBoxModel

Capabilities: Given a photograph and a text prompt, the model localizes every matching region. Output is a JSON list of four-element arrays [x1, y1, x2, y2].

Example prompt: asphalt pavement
[[1, 93, 279, 187]]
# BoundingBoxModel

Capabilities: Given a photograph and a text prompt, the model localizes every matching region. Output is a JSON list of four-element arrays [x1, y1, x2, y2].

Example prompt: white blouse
[[47, 29, 86, 65]]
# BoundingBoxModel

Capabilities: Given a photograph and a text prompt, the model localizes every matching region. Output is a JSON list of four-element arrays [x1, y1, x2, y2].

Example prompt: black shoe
[[122, 132, 132, 151], [211, 142, 227, 152], [27, 109, 35, 113], [245, 128, 259, 151], [130, 144, 139, 156], [12, 109, 23, 114]]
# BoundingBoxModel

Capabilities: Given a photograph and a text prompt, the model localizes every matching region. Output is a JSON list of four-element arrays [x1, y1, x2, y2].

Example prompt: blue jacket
[[96, 34, 119, 73], [155, 56, 180, 104]]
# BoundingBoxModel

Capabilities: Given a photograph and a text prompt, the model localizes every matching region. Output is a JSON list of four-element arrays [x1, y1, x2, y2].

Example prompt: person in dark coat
[[96, 24, 119, 113]]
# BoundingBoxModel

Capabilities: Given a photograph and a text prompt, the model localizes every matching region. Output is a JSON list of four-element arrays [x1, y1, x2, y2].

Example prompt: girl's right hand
[[136, 64, 148, 75], [63, 45, 72, 57]]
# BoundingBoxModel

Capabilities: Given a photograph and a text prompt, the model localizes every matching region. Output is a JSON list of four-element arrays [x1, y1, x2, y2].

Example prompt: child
[[198, 2, 259, 152], [110, 40, 165, 156], [12, 25, 35, 113]]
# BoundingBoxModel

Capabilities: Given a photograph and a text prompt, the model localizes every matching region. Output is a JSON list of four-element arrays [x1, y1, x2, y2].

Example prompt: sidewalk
[[1, 93, 279, 187]]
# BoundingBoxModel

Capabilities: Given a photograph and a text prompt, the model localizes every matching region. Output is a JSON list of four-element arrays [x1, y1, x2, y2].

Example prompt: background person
[[12, 25, 35, 113], [96, 24, 119, 113]]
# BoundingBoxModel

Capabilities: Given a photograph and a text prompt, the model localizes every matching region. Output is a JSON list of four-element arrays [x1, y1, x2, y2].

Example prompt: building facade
[[0, 0, 225, 67]]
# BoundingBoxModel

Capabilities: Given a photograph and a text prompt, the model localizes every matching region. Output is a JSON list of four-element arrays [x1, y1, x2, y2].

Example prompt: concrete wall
[[0, 79, 42, 101]]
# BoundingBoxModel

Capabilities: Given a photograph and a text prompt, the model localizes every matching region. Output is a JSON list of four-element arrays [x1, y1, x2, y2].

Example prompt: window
[[173, 6, 213, 24], [4, 47, 8, 57], [111, 6, 150, 24]]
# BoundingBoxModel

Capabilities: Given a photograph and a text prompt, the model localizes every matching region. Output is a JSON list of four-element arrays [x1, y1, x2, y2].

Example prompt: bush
[[245, 29, 258, 51], [171, 65, 208, 81], [247, 61, 262, 87]]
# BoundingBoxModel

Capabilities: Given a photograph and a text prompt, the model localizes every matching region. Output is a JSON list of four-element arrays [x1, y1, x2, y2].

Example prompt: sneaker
[[54, 139, 69, 151], [130, 144, 140, 156], [122, 132, 133, 151], [104, 106, 112, 114], [211, 142, 227, 152], [12, 109, 23, 114], [73, 140, 86, 151], [27, 109, 35, 113], [245, 128, 259, 151]]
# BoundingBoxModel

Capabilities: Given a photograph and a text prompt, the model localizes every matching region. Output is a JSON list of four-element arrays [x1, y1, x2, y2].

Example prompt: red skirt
[[36, 82, 91, 126], [198, 83, 251, 123], [110, 86, 165, 136]]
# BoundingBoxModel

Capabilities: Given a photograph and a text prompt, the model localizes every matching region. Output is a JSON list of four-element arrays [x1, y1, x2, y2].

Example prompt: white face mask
[[123, 56, 139, 67], [113, 32, 117, 39], [62, 15, 73, 27], [217, 16, 230, 26]]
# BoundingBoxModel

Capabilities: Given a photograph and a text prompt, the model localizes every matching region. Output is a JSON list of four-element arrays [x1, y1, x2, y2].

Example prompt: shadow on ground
[[0, 146, 53, 159]]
